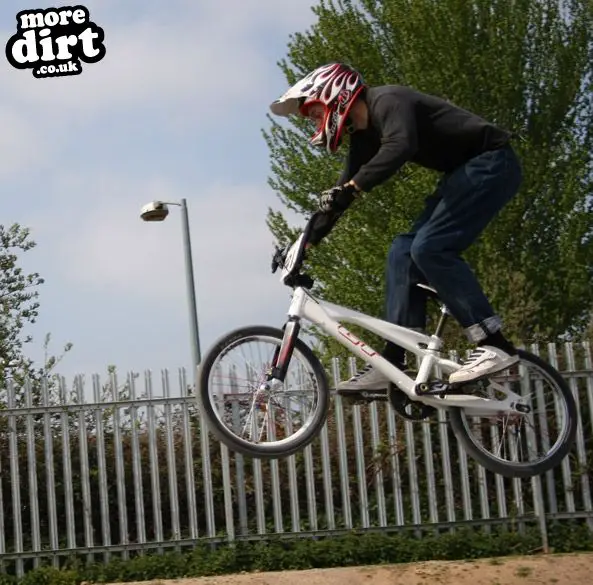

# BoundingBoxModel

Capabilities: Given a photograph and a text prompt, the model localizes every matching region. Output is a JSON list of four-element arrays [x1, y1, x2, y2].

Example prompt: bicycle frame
[[280, 286, 524, 416], [270, 211, 525, 416]]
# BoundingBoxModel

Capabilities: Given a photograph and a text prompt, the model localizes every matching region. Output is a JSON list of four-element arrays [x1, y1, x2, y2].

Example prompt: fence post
[[532, 476, 550, 553]]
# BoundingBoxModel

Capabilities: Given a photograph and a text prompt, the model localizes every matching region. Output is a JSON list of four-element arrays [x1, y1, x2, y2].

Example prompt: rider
[[269, 62, 522, 390]]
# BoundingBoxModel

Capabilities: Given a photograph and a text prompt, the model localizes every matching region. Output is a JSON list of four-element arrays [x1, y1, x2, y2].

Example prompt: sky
[[1, 0, 319, 385]]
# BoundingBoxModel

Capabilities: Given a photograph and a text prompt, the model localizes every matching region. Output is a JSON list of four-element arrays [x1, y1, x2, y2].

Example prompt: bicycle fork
[[267, 316, 301, 383]]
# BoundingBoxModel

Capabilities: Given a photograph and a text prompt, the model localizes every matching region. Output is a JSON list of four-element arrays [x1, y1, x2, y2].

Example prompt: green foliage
[[0, 224, 44, 374], [0, 223, 72, 391], [0, 346, 591, 579], [1, 352, 591, 575], [8, 522, 593, 583], [20, 568, 78, 585], [264, 0, 593, 362]]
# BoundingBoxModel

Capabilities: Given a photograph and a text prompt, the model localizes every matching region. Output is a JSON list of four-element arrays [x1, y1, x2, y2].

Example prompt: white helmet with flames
[[269, 62, 366, 154]]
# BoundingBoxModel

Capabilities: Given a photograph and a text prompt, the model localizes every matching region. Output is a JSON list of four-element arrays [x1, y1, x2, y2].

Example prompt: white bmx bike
[[197, 212, 577, 479]]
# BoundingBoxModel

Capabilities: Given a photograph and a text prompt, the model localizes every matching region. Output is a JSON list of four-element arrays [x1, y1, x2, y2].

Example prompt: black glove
[[271, 245, 288, 273], [319, 183, 358, 213]]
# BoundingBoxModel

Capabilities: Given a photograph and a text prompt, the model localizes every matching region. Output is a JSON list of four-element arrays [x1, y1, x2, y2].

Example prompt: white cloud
[[0, 0, 318, 376], [3, 22, 260, 116], [29, 171, 292, 324], [0, 104, 54, 177], [0, 0, 317, 118], [0, 0, 317, 177]]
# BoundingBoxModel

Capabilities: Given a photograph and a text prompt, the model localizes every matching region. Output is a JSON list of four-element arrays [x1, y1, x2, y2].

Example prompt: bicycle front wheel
[[197, 325, 330, 458]]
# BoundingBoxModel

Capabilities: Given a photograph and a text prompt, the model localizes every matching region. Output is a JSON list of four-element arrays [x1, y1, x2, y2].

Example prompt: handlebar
[[271, 211, 323, 289]]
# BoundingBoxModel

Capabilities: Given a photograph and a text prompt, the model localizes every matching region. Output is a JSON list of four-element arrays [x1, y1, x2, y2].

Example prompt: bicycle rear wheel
[[448, 348, 577, 478], [197, 325, 330, 458]]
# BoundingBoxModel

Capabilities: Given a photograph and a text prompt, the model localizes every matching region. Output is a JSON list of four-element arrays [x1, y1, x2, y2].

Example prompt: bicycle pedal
[[415, 381, 449, 396], [416, 380, 483, 397]]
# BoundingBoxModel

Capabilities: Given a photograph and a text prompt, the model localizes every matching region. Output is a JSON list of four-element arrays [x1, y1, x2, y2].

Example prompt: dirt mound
[[107, 552, 593, 585]]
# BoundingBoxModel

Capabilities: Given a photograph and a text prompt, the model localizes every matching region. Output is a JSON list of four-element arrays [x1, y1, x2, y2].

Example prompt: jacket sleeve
[[308, 145, 359, 245], [351, 93, 418, 192], [307, 209, 344, 246]]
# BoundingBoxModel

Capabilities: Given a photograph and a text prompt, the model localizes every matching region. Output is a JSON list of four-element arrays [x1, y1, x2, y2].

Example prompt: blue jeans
[[385, 144, 522, 343]]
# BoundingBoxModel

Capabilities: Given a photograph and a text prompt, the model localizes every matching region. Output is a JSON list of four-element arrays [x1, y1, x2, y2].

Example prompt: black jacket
[[342, 84, 512, 191], [309, 85, 512, 244]]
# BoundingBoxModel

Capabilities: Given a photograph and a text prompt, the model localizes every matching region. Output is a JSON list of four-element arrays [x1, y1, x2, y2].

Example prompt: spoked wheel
[[448, 348, 577, 478], [197, 325, 330, 458]]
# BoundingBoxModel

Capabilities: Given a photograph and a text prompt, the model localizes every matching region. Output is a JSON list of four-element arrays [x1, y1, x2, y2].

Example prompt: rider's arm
[[350, 93, 418, 192], [307, 93, 417, 247], [307, 209, 344, 247], [307, 143, 362, 247]]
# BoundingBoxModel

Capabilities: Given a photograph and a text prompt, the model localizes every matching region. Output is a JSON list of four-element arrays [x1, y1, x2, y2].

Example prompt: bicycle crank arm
[[335, 388, 389, 403]]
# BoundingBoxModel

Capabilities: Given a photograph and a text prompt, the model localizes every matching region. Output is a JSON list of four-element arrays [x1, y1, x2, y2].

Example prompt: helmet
[[269, 62, 366, 154]]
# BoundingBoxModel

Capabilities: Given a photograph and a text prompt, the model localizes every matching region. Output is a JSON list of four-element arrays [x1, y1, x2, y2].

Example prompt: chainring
[[388, 385, 438, 421]]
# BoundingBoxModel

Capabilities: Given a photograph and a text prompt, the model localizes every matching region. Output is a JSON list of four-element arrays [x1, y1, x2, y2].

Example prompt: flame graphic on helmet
[[295, 63, 366, 153]]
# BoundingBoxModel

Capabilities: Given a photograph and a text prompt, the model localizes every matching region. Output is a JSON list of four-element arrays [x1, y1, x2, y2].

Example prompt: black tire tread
[[197, 325, 330, 459], [448, 348, 578, 478]]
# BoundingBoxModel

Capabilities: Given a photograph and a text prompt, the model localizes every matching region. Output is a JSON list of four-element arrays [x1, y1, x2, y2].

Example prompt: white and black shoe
[[336, 364, 391, 392], [448, 345, 520, 385]]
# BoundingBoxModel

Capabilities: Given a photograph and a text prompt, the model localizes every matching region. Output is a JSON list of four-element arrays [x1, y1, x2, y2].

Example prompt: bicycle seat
[[416, 283, 441, 301]]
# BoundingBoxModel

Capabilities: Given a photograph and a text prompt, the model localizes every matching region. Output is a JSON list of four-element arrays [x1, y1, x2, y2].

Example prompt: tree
[[0, 223, 72, 395], [263, 0, 593, 364]]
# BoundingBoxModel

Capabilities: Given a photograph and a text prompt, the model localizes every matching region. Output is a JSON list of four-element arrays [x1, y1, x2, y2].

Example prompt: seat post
[[433, 304, 450, 338], [416, 283, 451, 338]]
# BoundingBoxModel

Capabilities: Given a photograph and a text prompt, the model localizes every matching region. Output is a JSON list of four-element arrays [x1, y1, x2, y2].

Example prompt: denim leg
[[385, 192, 441, 329], [409, 145, 522, 342]]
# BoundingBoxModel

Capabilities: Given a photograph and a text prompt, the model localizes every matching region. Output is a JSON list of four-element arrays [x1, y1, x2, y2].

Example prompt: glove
[[319, 183, 358, 213], [271, 245, 288, 273]]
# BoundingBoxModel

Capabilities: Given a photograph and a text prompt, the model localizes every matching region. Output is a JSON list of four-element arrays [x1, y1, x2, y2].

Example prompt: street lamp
[[141, 200, 215, 536], [140, 199, 202, 371]]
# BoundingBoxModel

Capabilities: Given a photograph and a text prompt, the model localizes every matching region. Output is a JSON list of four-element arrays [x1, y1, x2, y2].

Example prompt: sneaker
[[336, 364, 391, 392], [448, 345, 520, 385]]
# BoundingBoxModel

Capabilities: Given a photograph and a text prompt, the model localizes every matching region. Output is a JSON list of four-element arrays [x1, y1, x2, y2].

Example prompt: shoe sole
[[335, 369, 415, 393]]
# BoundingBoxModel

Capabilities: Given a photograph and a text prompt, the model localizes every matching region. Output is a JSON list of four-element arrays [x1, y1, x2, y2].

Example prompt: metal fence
[[0, 341, 592, 577]]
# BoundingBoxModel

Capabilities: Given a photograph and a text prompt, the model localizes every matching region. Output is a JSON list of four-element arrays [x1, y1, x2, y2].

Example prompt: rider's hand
[[271, 245, 288, 273], [318, 182, 359, 213]]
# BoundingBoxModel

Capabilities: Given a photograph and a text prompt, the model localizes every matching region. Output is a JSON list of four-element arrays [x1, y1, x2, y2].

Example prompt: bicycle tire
[[196, 325, 330, 459], [448, 348, 578, 478]]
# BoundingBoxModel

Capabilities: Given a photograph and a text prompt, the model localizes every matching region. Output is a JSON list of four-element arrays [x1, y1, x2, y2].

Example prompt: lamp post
[[140, 198, 201, 370], [140, 198, 214, 539]]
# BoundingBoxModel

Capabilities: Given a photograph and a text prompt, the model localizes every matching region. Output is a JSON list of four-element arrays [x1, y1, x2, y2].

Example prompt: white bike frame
[[285, 286, 525, 416], [275, 220, 525, 416]]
